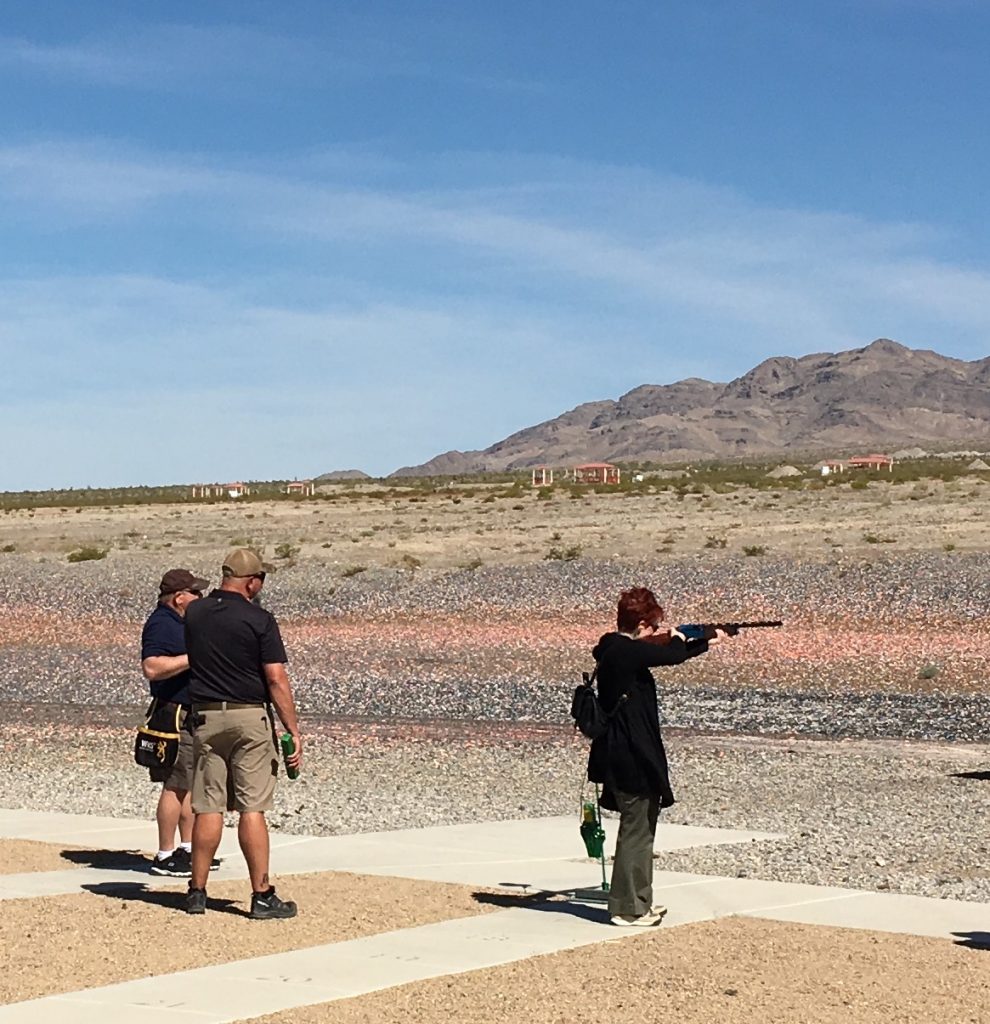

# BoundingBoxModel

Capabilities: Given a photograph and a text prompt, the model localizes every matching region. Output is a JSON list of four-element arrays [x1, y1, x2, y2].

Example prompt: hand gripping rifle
[[676, 620, 783, 640]]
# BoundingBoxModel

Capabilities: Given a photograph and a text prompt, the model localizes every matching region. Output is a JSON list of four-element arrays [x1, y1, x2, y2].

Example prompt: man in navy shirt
[[141, 567, 208, 875]]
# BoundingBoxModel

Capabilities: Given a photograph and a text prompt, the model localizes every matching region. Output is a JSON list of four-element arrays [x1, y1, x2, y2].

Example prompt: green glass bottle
[[280, 733, 299, 780]]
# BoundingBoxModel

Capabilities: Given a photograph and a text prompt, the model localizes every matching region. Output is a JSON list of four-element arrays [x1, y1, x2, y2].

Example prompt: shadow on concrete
[[472, 889, 609, 924], [950, 770, 990, 781], [61, 848, 151, 871], [83, 881, 245, 916], [952, 931, 990, 950]]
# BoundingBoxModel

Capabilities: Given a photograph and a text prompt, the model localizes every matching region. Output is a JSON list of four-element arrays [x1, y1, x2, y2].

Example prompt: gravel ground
[[1, 718, 987, 904], [1, 553, 987, 906]]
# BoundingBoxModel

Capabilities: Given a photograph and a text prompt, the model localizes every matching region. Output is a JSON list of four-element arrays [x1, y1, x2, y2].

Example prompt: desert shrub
[[943, 542, 956, 552], [1, 543, 15, 553], [67, 546, 108, 563], [742, 545, 766, 557], [917, 663, 939, 680], [482, 495, 495, 503], [545, 544, 582, 561], [274, 542, 300, 559], [459, 557, 483, 570], [341, 565, 367, 578], [704, 536, 727, 549], [400, 554, 422, 570], [536, 488, 553, 501], [850, 478, 869, 490]]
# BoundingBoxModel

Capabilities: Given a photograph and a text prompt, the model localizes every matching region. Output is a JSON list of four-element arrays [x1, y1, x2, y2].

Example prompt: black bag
[[134, 699, 181, 771], [570, 665, 611, 740]]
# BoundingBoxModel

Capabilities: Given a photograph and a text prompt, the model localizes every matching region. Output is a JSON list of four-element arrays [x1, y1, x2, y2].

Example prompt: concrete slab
[[3, 999, 213, 1023], [0, 808, 781, 901], [746, 888, 990, 941]]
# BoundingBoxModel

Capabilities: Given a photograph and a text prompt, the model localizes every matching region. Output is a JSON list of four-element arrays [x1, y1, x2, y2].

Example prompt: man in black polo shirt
[[184, 548, 302, 919], [140, 567, 208, 876]]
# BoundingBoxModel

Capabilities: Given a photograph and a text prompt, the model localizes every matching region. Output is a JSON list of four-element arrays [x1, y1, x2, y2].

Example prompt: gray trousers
[[608, 788, 660, 917]]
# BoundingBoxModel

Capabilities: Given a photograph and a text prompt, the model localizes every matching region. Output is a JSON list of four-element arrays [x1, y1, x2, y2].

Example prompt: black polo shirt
[[185, 589, 288, 705], [141, 604, 192, 706]]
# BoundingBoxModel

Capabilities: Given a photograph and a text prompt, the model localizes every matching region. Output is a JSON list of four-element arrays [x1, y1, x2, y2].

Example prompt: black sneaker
[[250, 888, 297, 920], [185, 887, 207, 915], [173, 849, 222, 871], [150, 851, 192, 877]]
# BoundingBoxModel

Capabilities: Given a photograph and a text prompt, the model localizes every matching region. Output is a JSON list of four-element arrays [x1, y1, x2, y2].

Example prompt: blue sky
[[2, 1, 989, 488]]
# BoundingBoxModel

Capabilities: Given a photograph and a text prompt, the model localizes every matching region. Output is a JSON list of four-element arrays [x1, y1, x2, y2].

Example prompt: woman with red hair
[[588, 586, 726, 927]]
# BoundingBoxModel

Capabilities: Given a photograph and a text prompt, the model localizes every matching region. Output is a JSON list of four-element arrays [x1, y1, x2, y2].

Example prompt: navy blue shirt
[[141, 604, 192, 706]]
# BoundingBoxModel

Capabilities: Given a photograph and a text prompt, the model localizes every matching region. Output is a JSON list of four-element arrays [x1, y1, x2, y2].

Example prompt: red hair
[[616, 587, 665, 633]]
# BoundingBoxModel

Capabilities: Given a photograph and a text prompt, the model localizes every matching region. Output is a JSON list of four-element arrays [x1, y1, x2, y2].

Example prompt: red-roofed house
[[573, 462, 621, 485], [848, 454, 894, 472]]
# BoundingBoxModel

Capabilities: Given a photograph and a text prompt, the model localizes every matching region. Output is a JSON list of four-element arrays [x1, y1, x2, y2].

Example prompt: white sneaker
[[610, 906, 667, 927]]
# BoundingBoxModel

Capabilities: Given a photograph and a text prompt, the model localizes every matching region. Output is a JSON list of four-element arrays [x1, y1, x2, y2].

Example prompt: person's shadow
[[60, 849, 152, 871], [949, 770, 990, 781], [472, 889, 609, 924], [83, 881, 245, 916], [952, 931, 990, 950]]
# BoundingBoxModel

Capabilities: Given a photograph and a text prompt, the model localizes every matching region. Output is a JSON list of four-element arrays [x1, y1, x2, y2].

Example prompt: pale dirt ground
[[0, 868, 498, 1004], [0, 839, 89, 874], [1, 475, 987, 567], [240, 917, 990, 1024]]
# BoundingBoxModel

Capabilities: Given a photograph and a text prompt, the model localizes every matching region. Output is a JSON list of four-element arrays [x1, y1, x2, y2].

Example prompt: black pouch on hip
[[134, 698, 181, 771]]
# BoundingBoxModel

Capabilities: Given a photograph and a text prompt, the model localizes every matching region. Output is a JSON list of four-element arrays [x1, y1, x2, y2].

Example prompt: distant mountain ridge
[[391, 339, 990, 475]]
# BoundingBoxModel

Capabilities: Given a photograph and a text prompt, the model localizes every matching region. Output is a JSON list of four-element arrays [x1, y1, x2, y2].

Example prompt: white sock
[[156, 849, 174, 860], [178, 842, 192, 853]]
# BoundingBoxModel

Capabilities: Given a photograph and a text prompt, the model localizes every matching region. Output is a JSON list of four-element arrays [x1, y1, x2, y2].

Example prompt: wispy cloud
[[2, 139, 989, 487], [0, 22, 544, 95], [6, 140, 985, 350]]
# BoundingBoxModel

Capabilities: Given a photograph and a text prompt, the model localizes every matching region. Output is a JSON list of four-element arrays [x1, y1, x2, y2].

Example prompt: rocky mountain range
[[391, 339, 990, 475]]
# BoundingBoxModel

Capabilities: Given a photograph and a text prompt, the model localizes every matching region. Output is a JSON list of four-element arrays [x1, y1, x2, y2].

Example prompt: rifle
[[676, 620, 783, 640]]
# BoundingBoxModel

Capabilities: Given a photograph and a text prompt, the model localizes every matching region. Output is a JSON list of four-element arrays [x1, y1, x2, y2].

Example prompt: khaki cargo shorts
[[149, 708, 194, 790], [191, 706, 279, 814]]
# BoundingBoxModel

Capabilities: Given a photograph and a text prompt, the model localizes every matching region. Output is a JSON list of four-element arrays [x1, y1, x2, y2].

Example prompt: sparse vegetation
[[340, 565, 367, 578], [742, 545, 767, 557], [67, 546, 108, 563], [545, 543, 582, 561]]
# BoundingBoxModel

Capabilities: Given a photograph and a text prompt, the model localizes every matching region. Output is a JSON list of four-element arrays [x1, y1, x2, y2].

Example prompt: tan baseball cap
[[222, 548, 265, 578]]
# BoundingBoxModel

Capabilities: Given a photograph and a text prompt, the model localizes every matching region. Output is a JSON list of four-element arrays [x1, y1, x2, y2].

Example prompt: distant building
[[531, 466, 553, 487], [573, 462, 621, 485], [285, 480, 316, 497], [818, 460, 846, 477], [191, 482, 251, 499], [848, 454, 894, 472]]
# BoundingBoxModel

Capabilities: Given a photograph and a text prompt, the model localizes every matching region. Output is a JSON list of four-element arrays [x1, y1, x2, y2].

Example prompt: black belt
[[193, 701, 266, 711]]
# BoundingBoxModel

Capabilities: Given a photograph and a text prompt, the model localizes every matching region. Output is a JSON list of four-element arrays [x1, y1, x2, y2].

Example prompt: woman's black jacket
[[586, 631, 708, 812]]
